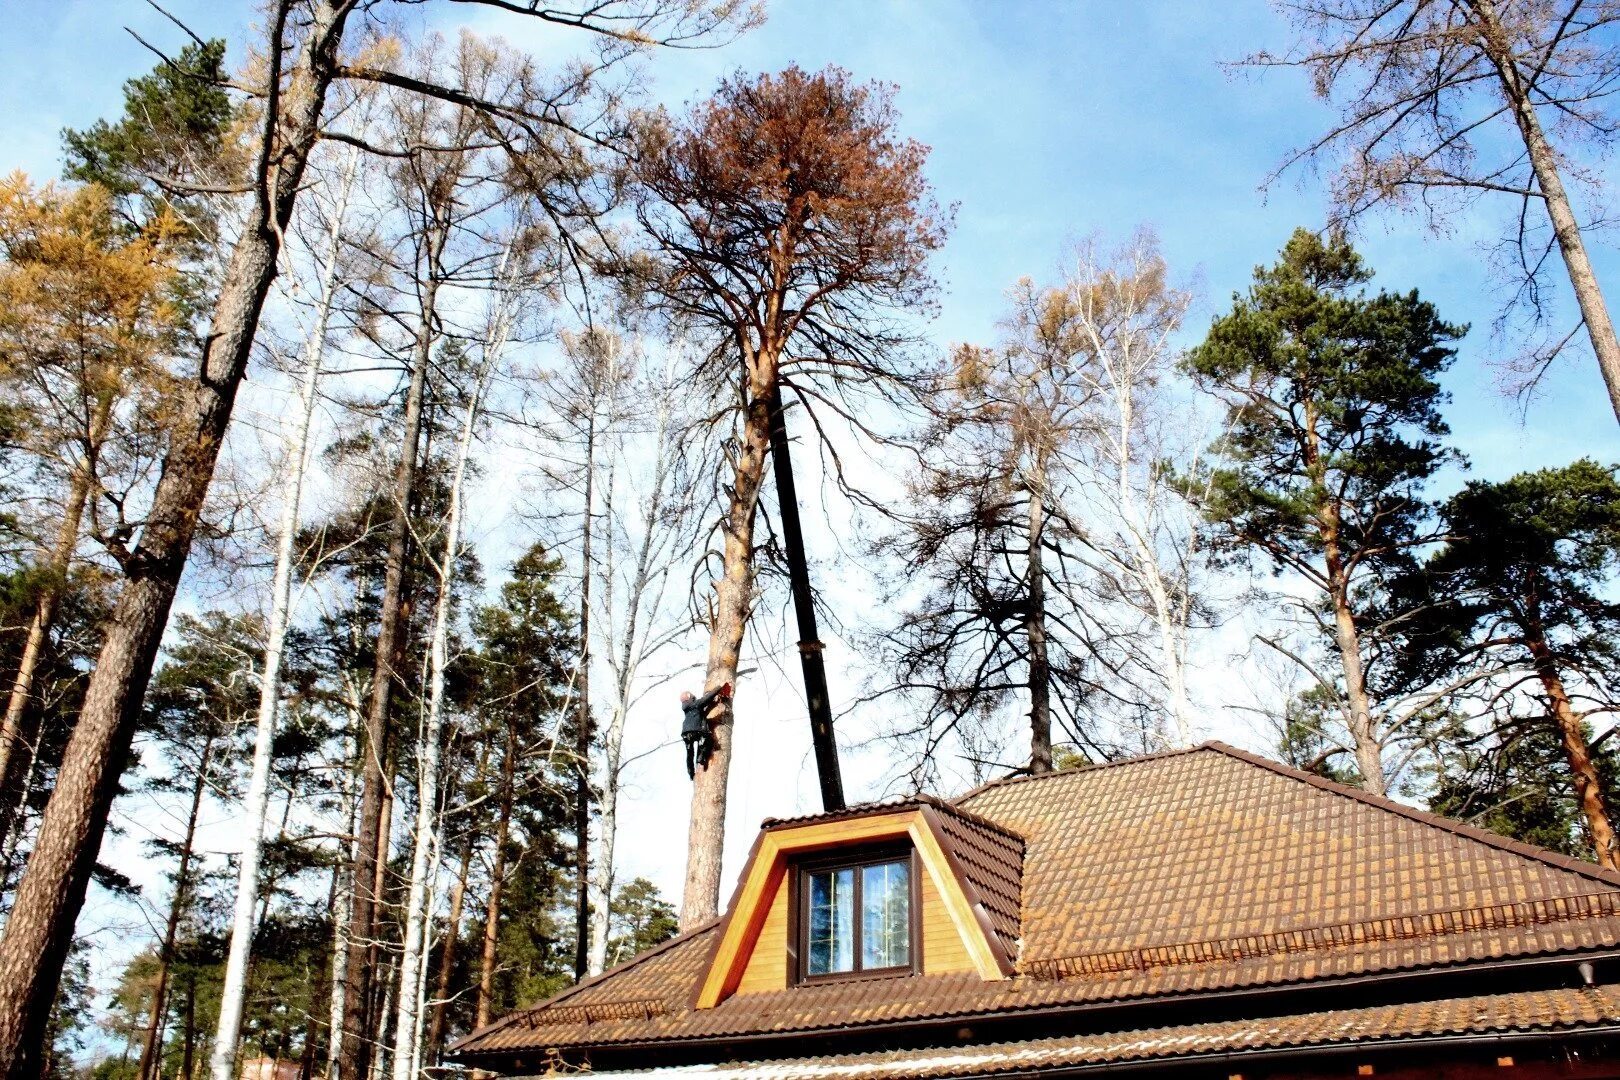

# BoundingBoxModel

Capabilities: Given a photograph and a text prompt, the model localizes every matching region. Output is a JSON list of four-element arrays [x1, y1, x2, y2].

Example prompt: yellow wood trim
[[696, 812, 916, 1008], [695, 808, 1004, 1008], [907, 820, 1005, 981]]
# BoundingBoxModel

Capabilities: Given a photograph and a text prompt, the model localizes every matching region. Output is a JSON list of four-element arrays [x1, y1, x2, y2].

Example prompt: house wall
[[736, 876, 791, 994], [919, 867, 974, 973]]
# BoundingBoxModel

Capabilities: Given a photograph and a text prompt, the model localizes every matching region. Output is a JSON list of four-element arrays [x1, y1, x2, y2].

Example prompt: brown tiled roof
[[454, 743, 1620, 1062], [925, 802, 1023, 961], [514, 985, 1620, 1079]]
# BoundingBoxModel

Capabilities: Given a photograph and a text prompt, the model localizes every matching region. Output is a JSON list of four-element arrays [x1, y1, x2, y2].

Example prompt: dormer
[[694, 798, 1023, 1008]]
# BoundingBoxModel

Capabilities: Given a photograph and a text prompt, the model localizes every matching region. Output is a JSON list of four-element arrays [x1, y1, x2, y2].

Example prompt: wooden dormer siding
[[694, 802, 1023, 1008]]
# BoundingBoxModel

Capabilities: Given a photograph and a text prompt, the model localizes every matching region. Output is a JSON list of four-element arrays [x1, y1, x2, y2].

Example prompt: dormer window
[[796, 849, 918, 981]]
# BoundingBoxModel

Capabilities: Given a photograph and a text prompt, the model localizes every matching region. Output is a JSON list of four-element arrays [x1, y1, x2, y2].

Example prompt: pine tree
[[1186, 228, 1464, 795], [1413, 460, 1620, 866], [632, 65, 949, 927]]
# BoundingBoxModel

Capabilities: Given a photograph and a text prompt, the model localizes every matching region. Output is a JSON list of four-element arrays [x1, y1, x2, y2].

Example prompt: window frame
[[791, 845, 922, 985]]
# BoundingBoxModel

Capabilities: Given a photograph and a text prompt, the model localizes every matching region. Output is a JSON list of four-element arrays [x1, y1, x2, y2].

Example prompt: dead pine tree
[[1252, 0, 1620, 417], [630, 65, 949, 928]]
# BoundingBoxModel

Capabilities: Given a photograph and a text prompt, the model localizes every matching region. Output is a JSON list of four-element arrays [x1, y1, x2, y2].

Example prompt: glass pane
[[861, 860, 911, 969], [806, 867, 854, 975]]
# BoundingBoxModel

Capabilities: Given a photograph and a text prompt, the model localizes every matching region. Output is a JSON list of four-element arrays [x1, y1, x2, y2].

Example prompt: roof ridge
[[1202, 740, 1620, 890], [952, 743, 1215, 806], [1024, 885, 1620, 981], [922, 793, 1026, 845], [449, 919, 722, 1053], [759, 794, 1024, 845], [760, 795, 929, 830]]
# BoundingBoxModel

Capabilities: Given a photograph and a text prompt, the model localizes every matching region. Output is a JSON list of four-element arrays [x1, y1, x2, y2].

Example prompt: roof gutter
[[492, 1026, 1620, 1080], [939, 1024, 1620, 1080], [454, 950, 1620, 1071]]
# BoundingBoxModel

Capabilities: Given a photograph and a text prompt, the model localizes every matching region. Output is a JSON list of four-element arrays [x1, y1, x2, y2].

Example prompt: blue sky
[[4, 1, 1614, 471], [4, 0, 1620, 1052]]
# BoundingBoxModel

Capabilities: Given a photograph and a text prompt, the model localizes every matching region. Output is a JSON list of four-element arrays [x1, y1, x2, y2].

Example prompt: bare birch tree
[[1062, 234, 1208, 747], [208, 128, 372, 1080], [586, 339, 706, 976]]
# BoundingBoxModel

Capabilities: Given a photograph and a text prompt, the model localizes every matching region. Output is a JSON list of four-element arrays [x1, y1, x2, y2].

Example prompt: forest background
[[1, 0, 1615, 1073]]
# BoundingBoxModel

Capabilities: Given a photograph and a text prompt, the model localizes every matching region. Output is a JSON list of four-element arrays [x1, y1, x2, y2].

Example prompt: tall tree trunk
[[1321, 527, 1385, 795], [1150, 585, 1193, 748], [0, 7, 351, 1073], [1024, 473, 1052, 775], [1469, 0, 1620, 424], [308, 840, 343, 1080], [586, 741, 616, 977], [342, 211, 447, 1080], [587, 454, 621, 980], [212, 142, 359, 1080], [766, 388, 844, 808], [390, 335, 491, 1080], [1524, 615, 1619, 868], [1108, 370, 1195, 747], [588, 392, 678, 975], [180, 979, 196, 1080], [475, 724, 517, 1031], [299, 1020, 319, 1080], [1322, 538, 1384, 793], [136, 736, 215, 1080], [0, 389, 114, 860], [361, 761, 395, 1050], [680, 349, 777, 930], [574, 402, 595, 982], [408, 841, 435, 1079], [325, 727, 361, 1080], [367, 957, 395, 1080], [1302, 404, 1385, 795]]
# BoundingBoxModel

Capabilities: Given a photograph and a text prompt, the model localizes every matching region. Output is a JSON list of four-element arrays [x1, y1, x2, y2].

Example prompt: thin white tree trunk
[[389, 248, 514, 1080], [1110, 369, 1193, 747], [369, 957, 397, 1080], [327, 724, 362, 1080], [408, 815, 440, 1078], [587, 390, 676, 976], [587, 448, 620, 980], [1070, 249, 1199, 749], [210, 144, 361, 1080]]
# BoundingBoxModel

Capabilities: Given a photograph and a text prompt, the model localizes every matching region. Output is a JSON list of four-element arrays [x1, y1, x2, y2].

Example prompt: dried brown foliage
[[632, 64, 950, 433]]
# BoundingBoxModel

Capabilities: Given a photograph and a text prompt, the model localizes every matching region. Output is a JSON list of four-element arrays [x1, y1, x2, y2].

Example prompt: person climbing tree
[[680, 684, 731, 779]]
